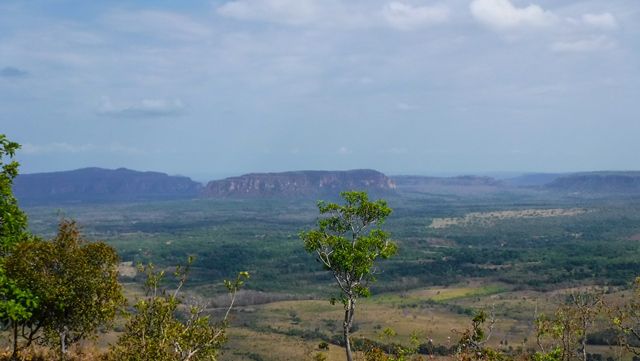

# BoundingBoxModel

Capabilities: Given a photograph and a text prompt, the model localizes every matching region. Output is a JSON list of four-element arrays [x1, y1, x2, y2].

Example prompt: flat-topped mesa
[[14, 167, 202, 204], [201, 169, 396, 198]]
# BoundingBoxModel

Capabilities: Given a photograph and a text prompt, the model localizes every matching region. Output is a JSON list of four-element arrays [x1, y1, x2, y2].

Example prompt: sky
[[0, 0, 638, 181]]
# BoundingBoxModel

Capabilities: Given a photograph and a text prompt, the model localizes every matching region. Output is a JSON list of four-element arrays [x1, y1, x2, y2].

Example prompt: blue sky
[[1, 0, 638, 180]]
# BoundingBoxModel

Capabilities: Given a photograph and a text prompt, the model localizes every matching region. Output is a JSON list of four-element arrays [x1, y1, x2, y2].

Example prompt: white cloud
[[582, 13, 618, 30], [382, 2, 449, 31], [98, 97, 185, 117], [337, 146, 352, 155], [551, 36, 615, 52], [470, 0, 556, 30]]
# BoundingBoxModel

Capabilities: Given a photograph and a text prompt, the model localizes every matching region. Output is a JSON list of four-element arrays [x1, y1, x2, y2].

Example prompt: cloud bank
[[470, 0, 556, 29], [382, 2, 450, 30]]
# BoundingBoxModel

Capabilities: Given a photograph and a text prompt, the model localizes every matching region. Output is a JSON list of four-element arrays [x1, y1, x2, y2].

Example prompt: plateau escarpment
[[201, 169, 396, 198], [16, 167, 640, 205], [14, 167, 202, 204]]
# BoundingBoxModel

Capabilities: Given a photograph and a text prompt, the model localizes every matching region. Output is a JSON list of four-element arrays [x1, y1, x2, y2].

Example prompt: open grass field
[[216, 281, 636, 360]]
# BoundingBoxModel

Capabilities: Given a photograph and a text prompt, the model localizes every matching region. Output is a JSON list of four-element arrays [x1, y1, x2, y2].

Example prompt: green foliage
[[0, 267, 38, 325], [534, 291, 604, 361], [454, 311, 507, 361], [612, 277, 640, 356], [0, 134, 29, 256], [302, 191, 397, 298], [362, 327, 423, 361], [0, 134, 41, 360], [301, 191, 398, 361], [532, 348, 563, 361], [301, 191, 397, 299], [4, 220, 125, 359], [108, 259, 248, 361]]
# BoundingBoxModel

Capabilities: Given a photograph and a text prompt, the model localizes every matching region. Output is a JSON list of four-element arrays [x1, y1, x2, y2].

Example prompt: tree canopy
[[4, 220, 125, 360], [301, 191, 398, 361], [0, 134, 28, 256]]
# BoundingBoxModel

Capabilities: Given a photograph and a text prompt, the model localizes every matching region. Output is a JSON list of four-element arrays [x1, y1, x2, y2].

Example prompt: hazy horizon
[[18, 164, 640, 185], [2, 0, 638, 177]]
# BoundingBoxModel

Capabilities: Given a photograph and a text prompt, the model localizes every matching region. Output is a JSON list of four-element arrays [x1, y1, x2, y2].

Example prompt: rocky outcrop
[[202, 169, 396, 198], [14, 167, 202, 204]]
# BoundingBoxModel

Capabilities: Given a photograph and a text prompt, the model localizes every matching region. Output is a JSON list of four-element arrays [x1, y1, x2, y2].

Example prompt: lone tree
[[301, 191, 398, 361]]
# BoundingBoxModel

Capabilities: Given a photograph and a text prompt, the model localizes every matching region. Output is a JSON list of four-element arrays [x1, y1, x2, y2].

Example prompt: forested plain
[[23, 188, 640, 293], [13, 181, 640, 360]]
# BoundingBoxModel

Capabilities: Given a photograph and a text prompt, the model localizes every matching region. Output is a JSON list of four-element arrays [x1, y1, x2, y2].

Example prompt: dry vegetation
[[429, 208, 588, 229]]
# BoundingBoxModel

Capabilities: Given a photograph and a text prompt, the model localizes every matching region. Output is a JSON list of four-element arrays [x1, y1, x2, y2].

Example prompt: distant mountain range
[[13, 168, 396, 204], [12, 168, 640, 205], [545, 172, 640, 195]]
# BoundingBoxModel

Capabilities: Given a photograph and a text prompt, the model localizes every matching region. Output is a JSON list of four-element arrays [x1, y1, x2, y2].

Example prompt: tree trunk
[[59, 330, 67, 361], [343, 309, 353, 361], [10, 322, 19, 361], [581, 319, 588, 361], [343, 298, 355, 361]]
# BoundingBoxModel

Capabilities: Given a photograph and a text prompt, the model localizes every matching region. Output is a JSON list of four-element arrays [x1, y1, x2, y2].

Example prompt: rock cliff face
[[202, 169, 396, 198], [14, 167, 202, 204]]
